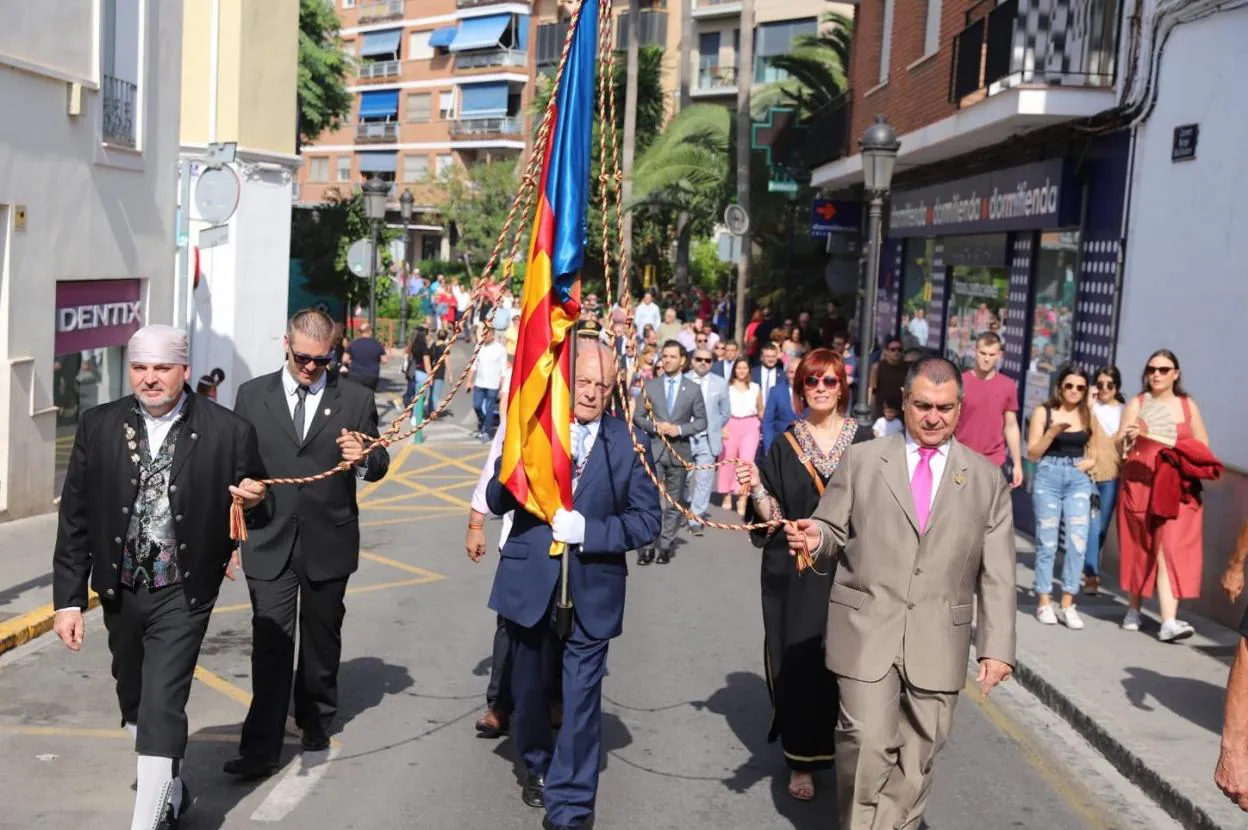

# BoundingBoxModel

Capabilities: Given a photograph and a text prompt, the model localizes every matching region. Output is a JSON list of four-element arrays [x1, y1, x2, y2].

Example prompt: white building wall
[[1117, 5, 1248, 624], [0, 0, 183, 519]]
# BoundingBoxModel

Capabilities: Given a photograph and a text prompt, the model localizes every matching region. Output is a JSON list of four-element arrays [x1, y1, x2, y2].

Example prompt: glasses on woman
[[1144, 365, 1175, 376], [1062, 382, 1087, 393], [803, 375, 840, 390], [1096, 380, 1116, 390]]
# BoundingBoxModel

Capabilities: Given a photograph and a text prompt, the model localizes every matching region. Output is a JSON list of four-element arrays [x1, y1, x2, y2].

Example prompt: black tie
[[293, 386, 309, 442]]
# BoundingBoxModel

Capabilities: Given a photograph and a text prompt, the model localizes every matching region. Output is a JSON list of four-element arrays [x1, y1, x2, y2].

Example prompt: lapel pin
[[954, 472, 966, 486], [190, 433, 198, 440], [324, 408, 332, 416]]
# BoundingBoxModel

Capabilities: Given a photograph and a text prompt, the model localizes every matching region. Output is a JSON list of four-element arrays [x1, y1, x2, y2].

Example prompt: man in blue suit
[[684, 345, 730, 535], [762, 358, 801, 454], [486, 334, 661, 830]]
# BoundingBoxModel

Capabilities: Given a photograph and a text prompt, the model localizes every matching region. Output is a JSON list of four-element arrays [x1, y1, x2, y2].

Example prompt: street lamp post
[[362, 175, 389, 332], [398, 189, 415, 347], [853, 115, 901, 427]]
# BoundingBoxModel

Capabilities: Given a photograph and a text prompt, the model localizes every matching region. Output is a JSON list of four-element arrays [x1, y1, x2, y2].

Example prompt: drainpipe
[[1108, 124, 1138, 367]]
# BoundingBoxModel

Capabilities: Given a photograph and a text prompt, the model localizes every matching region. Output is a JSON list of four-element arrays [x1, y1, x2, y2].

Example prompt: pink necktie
[[912, 447, 937, 532]]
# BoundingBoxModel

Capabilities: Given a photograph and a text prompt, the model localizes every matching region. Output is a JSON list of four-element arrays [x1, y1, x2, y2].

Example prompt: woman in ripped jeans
[[1026, 365, 1099, 630]]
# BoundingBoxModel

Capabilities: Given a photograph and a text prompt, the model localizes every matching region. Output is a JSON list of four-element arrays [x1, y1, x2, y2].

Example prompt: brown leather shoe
[[475, 708, 508, 738]]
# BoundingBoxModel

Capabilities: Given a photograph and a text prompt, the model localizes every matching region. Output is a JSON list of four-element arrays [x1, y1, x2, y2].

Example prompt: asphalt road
[[0, 373, 1175, 829]]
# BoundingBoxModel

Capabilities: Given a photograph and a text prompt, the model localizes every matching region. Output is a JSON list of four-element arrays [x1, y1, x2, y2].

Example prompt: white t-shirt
[[728, 382, 761, 418], [634, 301, 661, 333], [473, 342, 509, 390], [873, 416, 904, 438], [1093, 401, 1124, 438]]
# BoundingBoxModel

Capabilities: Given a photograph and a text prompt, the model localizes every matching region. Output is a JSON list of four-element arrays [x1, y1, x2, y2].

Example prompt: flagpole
[[554, 322, 578, 642]]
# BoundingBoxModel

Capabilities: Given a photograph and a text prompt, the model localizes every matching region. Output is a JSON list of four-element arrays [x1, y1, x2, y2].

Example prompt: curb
[[0, 592, 100, 659], [1012, 655, 1228, 830]]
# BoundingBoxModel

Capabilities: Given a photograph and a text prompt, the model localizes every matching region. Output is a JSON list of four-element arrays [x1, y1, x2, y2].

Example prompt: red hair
[[792, 348, 850, 415]]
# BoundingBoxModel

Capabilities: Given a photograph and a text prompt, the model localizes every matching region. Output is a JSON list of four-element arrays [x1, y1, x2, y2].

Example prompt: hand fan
[[1137, 398, 1178, 447]]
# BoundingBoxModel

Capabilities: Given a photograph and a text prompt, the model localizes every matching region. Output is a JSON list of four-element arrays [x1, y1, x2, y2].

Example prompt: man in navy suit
[[751, 342, 783, 405], [486, 334, 661, 830], [763, 358, 802, 454]]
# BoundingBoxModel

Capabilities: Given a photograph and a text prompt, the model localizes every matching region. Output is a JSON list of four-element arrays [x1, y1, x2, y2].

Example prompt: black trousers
[[487, 612, 563, 714], [239, 542, 349, 764], [103, 584, 215, 759]]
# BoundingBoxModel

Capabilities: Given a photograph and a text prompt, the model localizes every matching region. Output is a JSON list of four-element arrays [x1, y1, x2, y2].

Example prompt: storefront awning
[[448, 14, 511, 52], [360, 29, 403, 57], [359, 89, 399, 119], [429, 26, 458, 48], [460, 81, 508, 116], [358, 151, 397, 174]]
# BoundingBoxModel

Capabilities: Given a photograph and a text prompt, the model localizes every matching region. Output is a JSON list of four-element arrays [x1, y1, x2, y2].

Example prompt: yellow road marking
[[0, 724, 304, 746], [213, 560, 444, 614], [360, 511, 461, 528], [415, 445, 488, 475], [376, 474, 474, 510], [358, 551, 445, 580], [965, 679, 1109, 829], [347, 577, 439, 595], [361, 503, 465, 513], [358, 442, 415, 502], [194, 665, 254, 707]]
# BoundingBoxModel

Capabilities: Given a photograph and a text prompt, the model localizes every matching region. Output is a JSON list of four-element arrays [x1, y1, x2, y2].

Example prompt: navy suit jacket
[[762, 379, 800, 454], [485, 414, 661, 641]]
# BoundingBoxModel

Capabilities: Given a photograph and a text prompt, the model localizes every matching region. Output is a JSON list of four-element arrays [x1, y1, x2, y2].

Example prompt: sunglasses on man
[[290, 350, 334, 368]]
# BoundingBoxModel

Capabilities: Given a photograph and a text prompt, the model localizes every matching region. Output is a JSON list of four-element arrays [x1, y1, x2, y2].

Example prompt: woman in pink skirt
[[718, 358, 764, 515]]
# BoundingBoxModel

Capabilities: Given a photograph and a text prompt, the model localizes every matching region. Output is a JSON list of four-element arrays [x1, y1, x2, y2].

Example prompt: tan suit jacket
[[812, 433, 1016, 693]]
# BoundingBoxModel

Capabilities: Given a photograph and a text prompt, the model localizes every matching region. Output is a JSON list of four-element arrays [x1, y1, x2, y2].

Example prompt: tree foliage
[[290, 191, 399, 319], [297, 0, 354, 146], [440, 160, 527, 273]]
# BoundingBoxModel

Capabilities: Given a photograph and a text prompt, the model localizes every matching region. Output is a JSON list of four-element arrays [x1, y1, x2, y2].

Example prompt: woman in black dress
[[737, 347, 873, 801]]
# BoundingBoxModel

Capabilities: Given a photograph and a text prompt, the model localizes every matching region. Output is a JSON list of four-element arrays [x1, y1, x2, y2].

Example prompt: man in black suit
[[223, 309, 390, 778], [52, 324, 267, 830]]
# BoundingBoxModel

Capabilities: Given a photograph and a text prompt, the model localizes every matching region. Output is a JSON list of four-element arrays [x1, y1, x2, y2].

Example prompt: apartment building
[[0, 0, 184, 519], [180, 0, 302, 407], [295, 0, 537, 261]]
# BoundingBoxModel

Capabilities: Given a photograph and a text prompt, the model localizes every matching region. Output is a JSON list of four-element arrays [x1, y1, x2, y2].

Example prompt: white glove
[[552, 508, 586, 545]]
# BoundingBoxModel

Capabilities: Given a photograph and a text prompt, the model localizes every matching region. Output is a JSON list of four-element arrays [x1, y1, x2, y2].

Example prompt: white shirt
[[1093, 401, 1123, 438], [908, 317, 929, 347], [571, 417, 601, 491], [281, 367, 328, 441], [140, 394, 189, 459], [473, 342, 509, 390], [453, 285, 471, 312], [728, 383, 761, 418], [873, 417, 904, 438], [634, 301, 661, 333], [904, 431, 951, 515], [757, 365, 780, 403], [472, 410, 514, 548]]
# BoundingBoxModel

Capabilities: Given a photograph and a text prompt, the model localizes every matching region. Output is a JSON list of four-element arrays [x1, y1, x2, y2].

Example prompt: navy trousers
[[508, 604, 610, 827]]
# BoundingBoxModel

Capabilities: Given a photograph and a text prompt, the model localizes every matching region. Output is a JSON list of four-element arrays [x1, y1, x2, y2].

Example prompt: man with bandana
[[52, 324, 267, 829]]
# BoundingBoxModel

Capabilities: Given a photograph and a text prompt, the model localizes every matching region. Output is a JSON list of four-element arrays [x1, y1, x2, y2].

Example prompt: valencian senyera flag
[[499, 0, 597, 556]]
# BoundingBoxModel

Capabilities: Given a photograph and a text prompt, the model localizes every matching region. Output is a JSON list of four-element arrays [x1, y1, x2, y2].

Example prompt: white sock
[[131, 755, 174, 830], [124, 722, 138, 740]]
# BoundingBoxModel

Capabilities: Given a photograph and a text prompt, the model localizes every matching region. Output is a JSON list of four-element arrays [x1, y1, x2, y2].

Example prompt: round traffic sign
[[724, 204, 749, 236], [194, 166, 241, 224], [346, 239, 375, 278]]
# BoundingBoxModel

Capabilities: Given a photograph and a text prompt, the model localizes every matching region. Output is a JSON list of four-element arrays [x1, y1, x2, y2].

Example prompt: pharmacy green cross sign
[[751, 106, 808, 195]]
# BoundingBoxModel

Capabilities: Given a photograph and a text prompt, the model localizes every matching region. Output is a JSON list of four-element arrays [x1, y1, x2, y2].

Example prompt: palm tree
[[751, 11, 851, 117]]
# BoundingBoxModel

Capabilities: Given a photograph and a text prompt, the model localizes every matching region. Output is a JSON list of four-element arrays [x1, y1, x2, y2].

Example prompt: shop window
[[54, 348, 126, 492], [1022, 231, 1081, 411], [900, 239, 937, 351], [942, 234, 1009, 370]]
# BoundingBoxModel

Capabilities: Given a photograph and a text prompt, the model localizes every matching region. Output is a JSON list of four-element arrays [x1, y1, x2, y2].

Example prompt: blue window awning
[[460, 81, 508, 116], [359, 89, 399, 119], [360, 29, 403, 57], [429, 26, 458, 48], [516, 14, 530, 51], [449, 14, 511, 52], [358, 151, 397, 173]]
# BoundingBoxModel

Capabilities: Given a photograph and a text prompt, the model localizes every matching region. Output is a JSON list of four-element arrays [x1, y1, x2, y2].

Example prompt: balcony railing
[[691, 0, 742, 14], [695, 58, 737, 92], [536, 21, 570, 66], [102, 74, 137, 148], [358, 0, 404, 23], [356, 121, 399, 142], [950, 0, 1120, 106], [358, 59, 401, 80], [454, 49, 527, 70], [455, 0, 515, 7], [450, 116, 524, 137]]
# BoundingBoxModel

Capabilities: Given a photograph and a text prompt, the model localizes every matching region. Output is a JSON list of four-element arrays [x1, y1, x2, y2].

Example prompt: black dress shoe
[[301, 729, 331, 752], [223, 756, 279, 779], [655, 548, 671, 565], [636, 548, 654, 566], [156, 780, 193, 829], [543, 814, 594, 830], [521, 773, 546, 808]]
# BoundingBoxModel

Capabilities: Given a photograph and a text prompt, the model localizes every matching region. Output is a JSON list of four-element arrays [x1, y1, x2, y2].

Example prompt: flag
[[499, 0, 597, 554]]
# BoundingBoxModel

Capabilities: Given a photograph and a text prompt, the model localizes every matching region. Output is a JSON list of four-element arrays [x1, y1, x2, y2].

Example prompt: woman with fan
[[735, 348, 873, 802], [1115, 350, 1214, 642], [1026, 366, 1101, 630]]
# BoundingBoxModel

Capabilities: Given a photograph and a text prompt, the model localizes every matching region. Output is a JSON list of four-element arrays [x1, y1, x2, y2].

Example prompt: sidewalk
[[1012, 534, 1242, 829]]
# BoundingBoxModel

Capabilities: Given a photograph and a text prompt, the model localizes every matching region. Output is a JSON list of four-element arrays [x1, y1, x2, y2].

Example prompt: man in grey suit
[[684, 346, 730, 537], [633, 340, 707, 565], [786, 357, 1015, 830]]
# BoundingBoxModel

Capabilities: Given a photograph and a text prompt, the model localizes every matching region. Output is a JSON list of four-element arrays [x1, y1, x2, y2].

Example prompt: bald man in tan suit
[[787, 357, 1016, 830]]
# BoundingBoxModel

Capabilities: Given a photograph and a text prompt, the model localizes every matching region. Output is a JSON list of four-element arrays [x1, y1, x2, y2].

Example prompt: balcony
[[450, 116, 524, 138], [358, 0, 404, 23], [454, 49, 527, 70], [101, 74, 137, 148], [358, 59, 401, 81], [690, 0, 742, 19], [950, 0, 1120, 107], [356, 121, 399, 143], [616, 10, 668, 51], [693, 58, 737, 96], [536, 21, 569, 67], [455, 0, 517, 7]]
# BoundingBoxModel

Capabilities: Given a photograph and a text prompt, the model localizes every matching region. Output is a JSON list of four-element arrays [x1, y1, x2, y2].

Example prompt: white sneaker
[[1122, 608, 1141, 631], [1058, 605, 1085, 630], [1036, 604, 1058, 625], [1159, 619, 1195, 643]]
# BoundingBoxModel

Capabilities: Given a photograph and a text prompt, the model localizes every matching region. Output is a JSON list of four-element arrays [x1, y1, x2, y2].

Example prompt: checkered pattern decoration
[[1073, 238, 1119, 370], [1013, 0, 1115, 84], [926, 241, 945, 350], [1001, 235, 1032, 379], [875, 239, 903, 348]]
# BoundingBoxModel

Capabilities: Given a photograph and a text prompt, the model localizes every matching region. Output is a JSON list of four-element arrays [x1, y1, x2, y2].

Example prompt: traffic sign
[[723, 204, 749, 236], [809, 199, 860, 238], [198, 224, 229, 249], [194, 166, 240, 224], [716, 231, 743, 263], [346, 239, 375, 278], [205, 141, 238, 166], [767, 180, 798, 194]]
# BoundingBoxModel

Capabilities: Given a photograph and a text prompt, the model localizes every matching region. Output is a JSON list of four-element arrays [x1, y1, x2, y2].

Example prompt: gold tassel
[[229, 496, 248, 542]]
